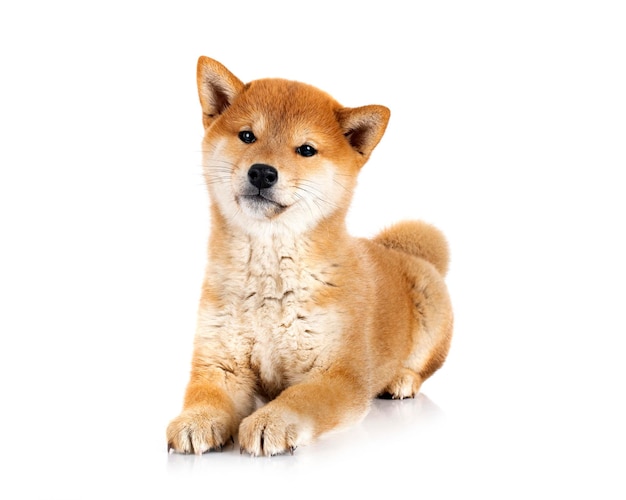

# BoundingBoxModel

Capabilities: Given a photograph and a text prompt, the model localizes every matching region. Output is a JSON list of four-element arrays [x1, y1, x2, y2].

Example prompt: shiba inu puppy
[[166, 56, 453, 456]]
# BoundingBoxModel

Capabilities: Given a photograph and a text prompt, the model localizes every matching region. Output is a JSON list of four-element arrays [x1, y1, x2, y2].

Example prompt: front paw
[[238, 407, 311, 456], [167, 406, 236, 454]]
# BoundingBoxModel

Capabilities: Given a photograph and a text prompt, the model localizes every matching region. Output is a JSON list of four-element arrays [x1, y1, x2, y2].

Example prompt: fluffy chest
[[202, 233, 342, 396]]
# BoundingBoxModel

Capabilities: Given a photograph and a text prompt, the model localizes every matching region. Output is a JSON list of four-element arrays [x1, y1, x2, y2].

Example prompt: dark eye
[[238, 130, 256, 144], [296, 144, 317, 157]]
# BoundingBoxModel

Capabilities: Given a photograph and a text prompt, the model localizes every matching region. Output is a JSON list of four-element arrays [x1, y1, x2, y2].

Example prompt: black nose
[[248, 164, 278, 189]]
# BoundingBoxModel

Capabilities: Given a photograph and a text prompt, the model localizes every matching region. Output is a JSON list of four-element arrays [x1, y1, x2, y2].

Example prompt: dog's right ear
[[197, 56, 245, 129]]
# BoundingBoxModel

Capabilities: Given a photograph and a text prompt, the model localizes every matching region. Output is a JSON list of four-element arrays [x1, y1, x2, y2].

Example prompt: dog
[[166, 56, 453, 456]]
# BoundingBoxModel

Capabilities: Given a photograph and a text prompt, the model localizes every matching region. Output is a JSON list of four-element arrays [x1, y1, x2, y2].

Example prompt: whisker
[[295, 186, 340, 211], [293, 191, 319, 221], [332, 178, 350, 193]]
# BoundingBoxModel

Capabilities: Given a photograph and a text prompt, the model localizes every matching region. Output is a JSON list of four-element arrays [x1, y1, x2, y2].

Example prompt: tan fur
[[166, 57, 453, 456]]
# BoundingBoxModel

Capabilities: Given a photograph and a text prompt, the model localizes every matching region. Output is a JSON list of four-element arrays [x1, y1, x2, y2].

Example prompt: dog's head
[[196, 56, 390, 236]]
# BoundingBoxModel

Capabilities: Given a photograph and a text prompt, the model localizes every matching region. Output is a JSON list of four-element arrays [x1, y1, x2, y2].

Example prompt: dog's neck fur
[[208, 202, 350, 270]]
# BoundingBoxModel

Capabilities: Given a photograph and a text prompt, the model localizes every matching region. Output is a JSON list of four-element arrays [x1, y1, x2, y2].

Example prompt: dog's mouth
[[237, 193, 289, 217]]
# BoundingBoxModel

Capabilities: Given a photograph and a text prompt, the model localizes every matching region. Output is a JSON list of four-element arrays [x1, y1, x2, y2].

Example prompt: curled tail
[[374, 220, 450, 276]]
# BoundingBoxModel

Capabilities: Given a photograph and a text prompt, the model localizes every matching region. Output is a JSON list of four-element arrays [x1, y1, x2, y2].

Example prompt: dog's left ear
[[336, 105, 390, 159], [197, 56, 245, 129]]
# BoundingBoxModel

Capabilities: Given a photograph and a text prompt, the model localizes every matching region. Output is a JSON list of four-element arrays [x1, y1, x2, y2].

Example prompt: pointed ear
[[336, 105, 390, 158], [197, 56, 245, 128]]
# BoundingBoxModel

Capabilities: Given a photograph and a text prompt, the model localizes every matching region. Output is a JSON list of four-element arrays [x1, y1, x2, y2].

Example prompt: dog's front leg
[[167, 358, 256, 454], [238, 369, 369, 456]]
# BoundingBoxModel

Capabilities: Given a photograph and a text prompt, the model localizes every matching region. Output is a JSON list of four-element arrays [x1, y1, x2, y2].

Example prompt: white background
[[1, 1, 625, 498]]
